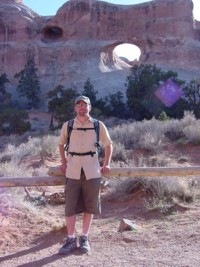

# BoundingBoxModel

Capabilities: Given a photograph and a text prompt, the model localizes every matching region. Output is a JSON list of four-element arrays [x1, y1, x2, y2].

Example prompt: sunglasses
[[76, 103, 89, 108]]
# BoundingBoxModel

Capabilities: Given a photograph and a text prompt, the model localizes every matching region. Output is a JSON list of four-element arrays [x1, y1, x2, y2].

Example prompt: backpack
[[64, 118, 100, 155]]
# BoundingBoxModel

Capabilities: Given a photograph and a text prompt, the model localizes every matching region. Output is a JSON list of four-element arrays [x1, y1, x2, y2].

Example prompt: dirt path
[[1, 143, 200, 266], [1, 188, 200, 267]]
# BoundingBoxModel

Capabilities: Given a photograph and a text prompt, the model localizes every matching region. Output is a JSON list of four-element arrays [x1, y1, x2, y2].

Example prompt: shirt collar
[[74, 116, 93, 125]]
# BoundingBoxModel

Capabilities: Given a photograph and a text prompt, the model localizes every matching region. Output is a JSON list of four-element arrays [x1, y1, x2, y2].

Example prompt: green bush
[[0, 108, 31, 135], [158, 111, 169, 121]]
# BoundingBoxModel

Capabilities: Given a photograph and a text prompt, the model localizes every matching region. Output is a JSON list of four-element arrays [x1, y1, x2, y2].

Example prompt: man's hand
[[101, 165, 111, 174], [60, 163, 67, 174], [101, 144, 112, 175]]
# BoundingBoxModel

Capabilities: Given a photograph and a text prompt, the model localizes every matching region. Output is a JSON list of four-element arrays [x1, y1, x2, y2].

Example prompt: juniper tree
[[48, 85, 78, 128], [0, 73, 10, 109], [82, 78, 98, 106], [15, 57, 41, 109]]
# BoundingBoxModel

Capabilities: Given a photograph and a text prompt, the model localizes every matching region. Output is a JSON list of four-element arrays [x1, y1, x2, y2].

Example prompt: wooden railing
[[0, 166, 200, 187]]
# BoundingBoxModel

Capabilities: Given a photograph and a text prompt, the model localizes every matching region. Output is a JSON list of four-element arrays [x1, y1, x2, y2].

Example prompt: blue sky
[[23, 1, 152, 15], [23, 0, 199, 20]]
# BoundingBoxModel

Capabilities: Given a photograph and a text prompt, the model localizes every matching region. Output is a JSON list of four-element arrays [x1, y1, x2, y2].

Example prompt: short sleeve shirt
[[59, 116, 112, 180]]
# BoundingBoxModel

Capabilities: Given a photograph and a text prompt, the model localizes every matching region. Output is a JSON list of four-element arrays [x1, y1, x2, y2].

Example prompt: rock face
[[0, 0, 199, 106]]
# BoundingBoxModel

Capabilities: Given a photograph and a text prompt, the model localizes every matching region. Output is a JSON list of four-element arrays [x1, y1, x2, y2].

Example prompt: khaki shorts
[[65, 170, 101, 216]]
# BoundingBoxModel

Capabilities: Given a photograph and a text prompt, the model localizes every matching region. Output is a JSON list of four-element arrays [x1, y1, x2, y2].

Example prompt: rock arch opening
[[113, 43, 141, 63], [99, 43, 142, 73], [43, 26, 63, 40]]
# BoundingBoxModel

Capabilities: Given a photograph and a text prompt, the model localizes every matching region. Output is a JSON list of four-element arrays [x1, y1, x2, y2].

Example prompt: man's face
[[75, 100, 91, 116]]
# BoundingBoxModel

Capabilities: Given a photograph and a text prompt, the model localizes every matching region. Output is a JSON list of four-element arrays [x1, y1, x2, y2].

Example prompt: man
[[58, 95, 113, 255]]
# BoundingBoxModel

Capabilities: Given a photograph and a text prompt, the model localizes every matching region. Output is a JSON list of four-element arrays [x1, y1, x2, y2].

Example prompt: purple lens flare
[[155, 78, 183, 107]]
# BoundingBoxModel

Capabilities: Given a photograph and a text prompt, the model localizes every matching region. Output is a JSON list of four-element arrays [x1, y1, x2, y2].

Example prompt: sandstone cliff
[[0, 0, 199, 108]]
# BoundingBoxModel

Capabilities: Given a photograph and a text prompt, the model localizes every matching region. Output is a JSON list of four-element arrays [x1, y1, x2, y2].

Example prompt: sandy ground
[[0, 182, 200, 267]]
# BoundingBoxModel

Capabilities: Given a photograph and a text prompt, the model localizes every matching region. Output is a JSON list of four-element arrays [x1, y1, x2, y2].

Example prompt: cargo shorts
[[65, 168, 101, 216]]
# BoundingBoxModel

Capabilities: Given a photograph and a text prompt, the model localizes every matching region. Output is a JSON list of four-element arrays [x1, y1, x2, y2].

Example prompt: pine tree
[[82, 78, 98, 106], [47, 86, 79, 127], [0, 73, 10, 109], [15, 57, 41, 109]]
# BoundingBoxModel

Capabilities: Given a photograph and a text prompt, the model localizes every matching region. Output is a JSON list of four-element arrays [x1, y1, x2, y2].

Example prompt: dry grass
[[104, 175, 198, 213], [183, 123, 200, 144], [0, 133, 59, 177], [1, 112, 200, 213], [110, 111, 200, 153], [109, 118, 166, 151]]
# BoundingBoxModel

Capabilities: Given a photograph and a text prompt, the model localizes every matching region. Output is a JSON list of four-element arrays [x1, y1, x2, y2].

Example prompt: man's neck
[[76, 115, 90, 124]]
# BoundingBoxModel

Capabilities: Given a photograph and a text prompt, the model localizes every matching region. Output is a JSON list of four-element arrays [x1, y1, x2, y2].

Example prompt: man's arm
[[59, 144, 67, 174], [101, 143, 113, 174]]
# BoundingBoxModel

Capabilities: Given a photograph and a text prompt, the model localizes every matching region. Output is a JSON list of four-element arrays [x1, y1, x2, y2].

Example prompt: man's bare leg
[[82, 213, 93, 235], [66, 215, 76, 236], [79, 212, 93, 253], [58, 215, 77, 255]]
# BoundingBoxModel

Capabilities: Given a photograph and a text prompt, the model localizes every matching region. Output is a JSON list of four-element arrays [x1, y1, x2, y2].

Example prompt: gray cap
[[75, 95, 91, 105]]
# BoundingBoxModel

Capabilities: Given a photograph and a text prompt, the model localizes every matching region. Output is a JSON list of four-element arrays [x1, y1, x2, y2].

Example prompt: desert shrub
[[163, 119, 185, 141], [109, 110, 199, 147], [142, 177, 195, 202], [181, 110, 196, 126], [0, 108, 31, 135], [138, 153, 174, 167], [109, 123, 136, 149], [0, 134, 58, 166], [0, 159, 48, 178], [112, 142, 127, 162], [182, 123, 200, 145], [0, 133, 59, 178], [0, 133, 30, 151], [105, 176, 197, 212], [163, 111, 199, 142], [137, 131, 164, 152], [30, 135, 59, 157], [0, 161, 34, 177], [110, 118, 165, 152]]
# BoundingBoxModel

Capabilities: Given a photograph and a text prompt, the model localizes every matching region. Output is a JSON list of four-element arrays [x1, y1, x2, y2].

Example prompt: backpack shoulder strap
[[64, 119, 74, 151], [91, 118, 100, 148], [67, 119, 74, 136]]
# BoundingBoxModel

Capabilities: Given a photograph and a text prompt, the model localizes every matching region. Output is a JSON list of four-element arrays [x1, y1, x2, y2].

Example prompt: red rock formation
[[0, 0, 199, 105]]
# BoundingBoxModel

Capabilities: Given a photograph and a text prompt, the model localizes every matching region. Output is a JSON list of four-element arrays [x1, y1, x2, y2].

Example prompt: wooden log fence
[[0, 166, 200, 187]]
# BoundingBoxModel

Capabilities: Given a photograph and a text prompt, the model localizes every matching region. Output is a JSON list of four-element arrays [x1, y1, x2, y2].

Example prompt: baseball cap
[[75, 95, 91, 105]]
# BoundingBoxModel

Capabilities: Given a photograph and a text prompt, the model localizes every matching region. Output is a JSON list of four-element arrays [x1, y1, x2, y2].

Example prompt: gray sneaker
[[58, 237, 77, 255], [79, 235, 90, 253]]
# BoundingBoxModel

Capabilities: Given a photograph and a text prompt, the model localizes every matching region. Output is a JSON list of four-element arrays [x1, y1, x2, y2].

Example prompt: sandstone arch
[[0, 0, 199, 102], [99, 41, 144, 72]]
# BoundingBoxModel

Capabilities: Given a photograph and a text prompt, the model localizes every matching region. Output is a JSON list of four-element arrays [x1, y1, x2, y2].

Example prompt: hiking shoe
[[79, 235, 90, 253], [58, 237, 77, 255]]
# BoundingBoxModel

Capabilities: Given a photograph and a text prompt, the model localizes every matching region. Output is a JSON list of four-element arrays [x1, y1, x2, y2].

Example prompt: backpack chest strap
[[75, 127, 95, 131], [68, 151, 96, 157]]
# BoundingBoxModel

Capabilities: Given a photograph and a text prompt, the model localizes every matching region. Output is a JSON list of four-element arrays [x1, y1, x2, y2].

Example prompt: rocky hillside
[[0, 0, 200, 108]]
